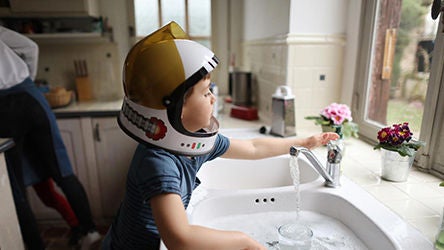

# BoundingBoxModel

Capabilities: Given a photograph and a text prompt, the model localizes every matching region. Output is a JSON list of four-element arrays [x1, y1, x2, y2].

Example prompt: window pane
[[134, 0, 159, 36], [194, 39, 211, 49], [189, 0, 211, 36], [161, 0, 185, 29], [364, 0, 436, 138]]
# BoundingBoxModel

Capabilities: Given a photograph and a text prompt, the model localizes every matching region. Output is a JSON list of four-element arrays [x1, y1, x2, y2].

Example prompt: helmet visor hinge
[[163, 96, 173, 107]]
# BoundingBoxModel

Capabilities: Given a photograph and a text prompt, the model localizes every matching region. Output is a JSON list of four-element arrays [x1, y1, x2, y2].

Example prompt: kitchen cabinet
[[92, 117, 137, 218], [0, 139, 25, 250], [27, 116, 137, 223], [8, 0, 99, 17], [27, 118, 89, 221]]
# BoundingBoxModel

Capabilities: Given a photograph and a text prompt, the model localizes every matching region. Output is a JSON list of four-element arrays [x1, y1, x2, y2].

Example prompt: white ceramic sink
[[187, 127, 433, 250], [198, 155, 319, 190], [189, 176, 432, 250], [162, 129, 433, 249]]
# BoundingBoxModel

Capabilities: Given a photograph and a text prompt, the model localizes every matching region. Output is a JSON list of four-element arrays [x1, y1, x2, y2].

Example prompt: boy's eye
[[204, 91, 212, 97]]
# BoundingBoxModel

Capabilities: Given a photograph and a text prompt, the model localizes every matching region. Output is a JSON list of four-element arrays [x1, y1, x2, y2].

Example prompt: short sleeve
[[134, 150, 182, 202], [201, 134, 230, 162]]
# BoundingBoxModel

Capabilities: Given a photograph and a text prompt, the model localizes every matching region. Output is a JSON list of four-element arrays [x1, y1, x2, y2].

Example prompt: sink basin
[[198, 155, 319, 190], [163, 128, 432, 249], [189, 178, 432, 250]]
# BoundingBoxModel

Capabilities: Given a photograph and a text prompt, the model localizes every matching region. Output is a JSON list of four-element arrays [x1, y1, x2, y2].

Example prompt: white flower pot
[[380, 148, 415, 182]]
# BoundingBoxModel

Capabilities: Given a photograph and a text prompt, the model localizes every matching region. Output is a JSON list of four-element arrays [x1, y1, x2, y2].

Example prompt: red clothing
[[33, 178, 79, 227]]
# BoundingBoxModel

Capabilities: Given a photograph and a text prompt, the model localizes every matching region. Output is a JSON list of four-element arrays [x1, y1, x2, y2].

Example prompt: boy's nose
[[210, 92, 216, 104]]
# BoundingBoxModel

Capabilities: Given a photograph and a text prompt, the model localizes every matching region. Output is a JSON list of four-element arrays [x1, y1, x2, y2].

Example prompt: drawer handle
[[94, 123, 101, 142]]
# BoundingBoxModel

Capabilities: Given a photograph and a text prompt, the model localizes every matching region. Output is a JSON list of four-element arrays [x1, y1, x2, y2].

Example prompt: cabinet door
[[92, 117, 137, 218], [0, 152, 25, 249], [9, 0, 99, 16], [27, 118, 89, 221]]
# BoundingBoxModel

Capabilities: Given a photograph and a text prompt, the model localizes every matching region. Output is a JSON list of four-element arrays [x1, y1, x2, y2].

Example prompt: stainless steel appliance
[[229, 71, 258, 120], [230, 71, 253, 106], [270, 85, 296, 137]]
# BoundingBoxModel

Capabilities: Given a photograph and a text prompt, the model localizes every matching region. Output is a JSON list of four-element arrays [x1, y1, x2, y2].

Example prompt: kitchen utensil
[[74, 60, 93, 101], [74, 60, 89, 77], [270, 85, 296, 137], [229, 71, 253, 106]]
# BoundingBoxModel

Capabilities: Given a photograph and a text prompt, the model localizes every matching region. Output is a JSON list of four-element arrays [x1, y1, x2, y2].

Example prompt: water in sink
[[200, 155, 367, 249], [205, 210, 368, 250], [190, 129, 432, 249]]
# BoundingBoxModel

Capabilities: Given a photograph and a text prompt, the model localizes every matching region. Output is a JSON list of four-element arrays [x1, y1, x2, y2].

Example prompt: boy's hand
[[305, 132, 340, 150]]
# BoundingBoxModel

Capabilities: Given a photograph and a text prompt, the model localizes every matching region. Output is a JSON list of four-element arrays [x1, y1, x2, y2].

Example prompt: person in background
[[0, 25, 100, 249], [102, 22, 339, 249], [31, 178, 85, 246]]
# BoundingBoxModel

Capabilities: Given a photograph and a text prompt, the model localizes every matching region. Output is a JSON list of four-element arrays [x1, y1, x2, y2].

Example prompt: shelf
[[25, 32, 110, 44]]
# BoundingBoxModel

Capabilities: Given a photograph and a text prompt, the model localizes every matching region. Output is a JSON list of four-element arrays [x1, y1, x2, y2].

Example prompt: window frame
[[353, 0, 444, 172], [129, 0, 211, 47]]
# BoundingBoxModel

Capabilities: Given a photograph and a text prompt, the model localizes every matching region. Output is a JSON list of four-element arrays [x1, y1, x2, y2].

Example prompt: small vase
[[321, 125, 337, 133], [380, 148, 415, 182]]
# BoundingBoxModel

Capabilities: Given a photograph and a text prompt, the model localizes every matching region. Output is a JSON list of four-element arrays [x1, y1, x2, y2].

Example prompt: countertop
[[0, 138, 14, 153], [52, 99, 123, 118]]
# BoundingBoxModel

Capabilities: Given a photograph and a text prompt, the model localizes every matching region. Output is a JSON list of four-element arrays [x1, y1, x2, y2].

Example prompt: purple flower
[[377, 122, 413, 146], [374, 121, 424, 157], [377, 127, 391, 143]]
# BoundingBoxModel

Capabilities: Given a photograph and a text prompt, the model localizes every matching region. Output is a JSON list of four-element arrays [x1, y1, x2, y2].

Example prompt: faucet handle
[[327, 141, 342, 163]]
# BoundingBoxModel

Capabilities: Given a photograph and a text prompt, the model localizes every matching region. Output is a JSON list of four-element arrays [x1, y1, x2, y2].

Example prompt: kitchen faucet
[[290, 144, 342, 188]]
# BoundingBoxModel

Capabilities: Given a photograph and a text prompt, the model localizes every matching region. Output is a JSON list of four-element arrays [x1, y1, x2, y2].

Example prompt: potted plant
[[305, 103, 359, 138], [373, 122, 425, 182]]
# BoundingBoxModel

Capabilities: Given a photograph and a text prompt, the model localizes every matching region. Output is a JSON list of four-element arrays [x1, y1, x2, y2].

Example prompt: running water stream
[[289, 151, 301, 218]]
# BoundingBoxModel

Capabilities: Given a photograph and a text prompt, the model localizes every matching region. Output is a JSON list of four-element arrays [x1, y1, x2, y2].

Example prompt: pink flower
[[321, 103, 352, 125]]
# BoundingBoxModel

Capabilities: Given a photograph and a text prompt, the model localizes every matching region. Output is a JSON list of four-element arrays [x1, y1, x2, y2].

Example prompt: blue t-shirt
[[107, 134, 230, 249]]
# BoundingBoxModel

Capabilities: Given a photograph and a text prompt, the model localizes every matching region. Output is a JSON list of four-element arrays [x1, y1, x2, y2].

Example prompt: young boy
[[103, 22, 339, 250]]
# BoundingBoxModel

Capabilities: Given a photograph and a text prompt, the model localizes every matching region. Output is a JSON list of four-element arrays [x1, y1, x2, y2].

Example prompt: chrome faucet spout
[[290, 146, 339, 188]]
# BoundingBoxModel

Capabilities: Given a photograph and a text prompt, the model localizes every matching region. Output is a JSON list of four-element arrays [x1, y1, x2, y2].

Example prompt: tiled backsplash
[[242, 34, 345, 132], [36, 42, 123, 101]]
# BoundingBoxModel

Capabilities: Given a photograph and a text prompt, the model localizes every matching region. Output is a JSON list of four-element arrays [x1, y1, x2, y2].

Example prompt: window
[[132, 0, 211, 48], [354, 0, 444, 174]]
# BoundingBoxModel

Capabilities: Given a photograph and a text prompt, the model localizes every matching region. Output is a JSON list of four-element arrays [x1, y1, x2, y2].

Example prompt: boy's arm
[[221, 132, 339, 160], [151, 193, 266, 250]]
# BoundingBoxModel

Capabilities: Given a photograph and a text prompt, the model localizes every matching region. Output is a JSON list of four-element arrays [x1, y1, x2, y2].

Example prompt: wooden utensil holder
[[75, 77, 94, 102]]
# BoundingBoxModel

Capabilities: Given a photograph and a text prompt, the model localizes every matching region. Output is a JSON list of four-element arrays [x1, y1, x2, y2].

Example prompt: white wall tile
[[243, 34, 345, 133], [37, 43, 123, 101]]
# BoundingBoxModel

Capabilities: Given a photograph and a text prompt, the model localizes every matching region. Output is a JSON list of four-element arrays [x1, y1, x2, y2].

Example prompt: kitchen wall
[[239, 0, 355, 131], [30, 0, 359, 126], [12, 0, 131, 102], [36, 42, 123, 101]]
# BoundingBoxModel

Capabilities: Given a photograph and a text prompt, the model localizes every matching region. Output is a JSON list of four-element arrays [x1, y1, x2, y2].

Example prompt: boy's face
[[181, 76, 216, 132]]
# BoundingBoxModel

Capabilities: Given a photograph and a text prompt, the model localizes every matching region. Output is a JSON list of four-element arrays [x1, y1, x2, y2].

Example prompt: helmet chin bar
[[118, 97, 219, 156]]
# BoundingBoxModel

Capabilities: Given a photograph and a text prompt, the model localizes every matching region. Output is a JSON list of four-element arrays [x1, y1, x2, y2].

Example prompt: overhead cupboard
[[7, 0, 100, 17]]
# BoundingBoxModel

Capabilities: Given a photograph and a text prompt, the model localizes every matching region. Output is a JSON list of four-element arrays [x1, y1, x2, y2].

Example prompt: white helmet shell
[[118, 22, 219, 156]]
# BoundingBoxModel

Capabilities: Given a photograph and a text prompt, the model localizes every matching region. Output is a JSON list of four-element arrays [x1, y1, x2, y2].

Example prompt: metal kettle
[[270, 85, 296, 137]]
